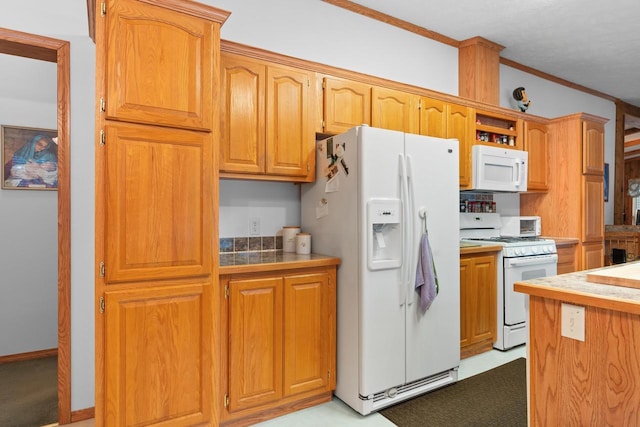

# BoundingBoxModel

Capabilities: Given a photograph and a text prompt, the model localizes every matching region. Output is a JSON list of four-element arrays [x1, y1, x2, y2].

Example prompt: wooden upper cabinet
[[103, 0, 216, 130], [583, 120, 605, 175], [447, 104, 474, 189], [220, 53, 315, 181], [103, 122, 213, 283], [524, 120, 549, 192], [418, 97, 447, 138], [220, 54, 265, 174], [266, 65, 315, 179], [371, 86, 419, 134], [322, 77, 371, 134]]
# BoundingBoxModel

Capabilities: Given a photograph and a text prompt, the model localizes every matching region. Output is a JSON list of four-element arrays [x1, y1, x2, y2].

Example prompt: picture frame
[[1, 125, 58, 190]]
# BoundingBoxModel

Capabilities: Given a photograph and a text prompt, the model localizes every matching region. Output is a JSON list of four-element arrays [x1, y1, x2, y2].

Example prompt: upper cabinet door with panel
[[322, 77, 371, 135], [371, 86, 419, 134], [582, 120, 605, 175], [266, 64, 315, 179], [524, 120, 549, 192], [104, 0, 214, 130], [418, 97, 447, 138], [220, 54, 265, 173]]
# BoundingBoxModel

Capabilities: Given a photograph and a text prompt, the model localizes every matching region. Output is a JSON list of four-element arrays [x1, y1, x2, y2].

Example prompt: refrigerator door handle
[[399, 153, 410, 306], [406, 154, 416, 306]]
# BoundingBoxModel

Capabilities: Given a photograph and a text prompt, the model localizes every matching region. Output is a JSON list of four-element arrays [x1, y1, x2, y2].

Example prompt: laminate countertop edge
[[460, 244, 502, 255], [219, 252, 341, 275], [514, 263, 640, 315]]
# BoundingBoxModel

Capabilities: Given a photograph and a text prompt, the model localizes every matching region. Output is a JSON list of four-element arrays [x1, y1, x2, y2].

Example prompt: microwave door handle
[[514, 159, 521, 187]]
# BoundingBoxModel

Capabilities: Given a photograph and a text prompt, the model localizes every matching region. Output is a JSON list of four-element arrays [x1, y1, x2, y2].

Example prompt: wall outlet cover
[[561, 302, 585, 342]]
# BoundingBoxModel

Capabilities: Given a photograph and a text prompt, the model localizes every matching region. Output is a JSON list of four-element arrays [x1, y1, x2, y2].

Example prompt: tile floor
[[62, 345, 526, 427]]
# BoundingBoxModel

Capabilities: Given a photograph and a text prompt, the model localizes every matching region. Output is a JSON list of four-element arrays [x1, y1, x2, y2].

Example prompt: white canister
[[296, 233, 311, 255], [282, 226, 301, 252]]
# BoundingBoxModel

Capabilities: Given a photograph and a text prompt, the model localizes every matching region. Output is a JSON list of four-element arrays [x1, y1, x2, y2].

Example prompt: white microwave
[[501, 215, 541, 237], [472, 145, 528, 192]]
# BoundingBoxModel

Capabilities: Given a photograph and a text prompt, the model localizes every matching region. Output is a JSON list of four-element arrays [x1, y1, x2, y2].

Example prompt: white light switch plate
[[561, 303, 585, 341]]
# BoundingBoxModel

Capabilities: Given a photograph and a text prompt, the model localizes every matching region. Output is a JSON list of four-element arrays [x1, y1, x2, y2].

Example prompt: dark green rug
[[380, 358, 526, 427], [0, 356, 58, 427]]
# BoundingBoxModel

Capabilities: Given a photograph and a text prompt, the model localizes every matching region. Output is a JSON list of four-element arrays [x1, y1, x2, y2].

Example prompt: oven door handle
[[505, 254, 558, 267]]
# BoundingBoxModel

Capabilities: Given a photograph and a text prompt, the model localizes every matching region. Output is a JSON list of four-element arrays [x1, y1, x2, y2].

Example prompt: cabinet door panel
[[524, 121, 549, 191], [220, 55, 265, 173], [266, 65, 314, 178], [104, 122, 212, 282], [582, 175, 604, 242], [470, 256, 497, 342], [104, 283, 213, 427], [229, 277, 283, 412], [419, 97, 447, 138], [448, 104, 474, 188], [105, 0, 213, 130], [371, 86, 418, 134], [459, 258, 471, 347], [323, 77, 371, 134], [582, 242, 604, 270], [283, 273, 330, 396], [582, 120, 605, 175]]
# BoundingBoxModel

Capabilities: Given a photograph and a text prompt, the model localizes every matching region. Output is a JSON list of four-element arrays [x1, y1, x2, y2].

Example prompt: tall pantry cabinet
[[94, 1, 229, 426], [521, 113, 607, 271]]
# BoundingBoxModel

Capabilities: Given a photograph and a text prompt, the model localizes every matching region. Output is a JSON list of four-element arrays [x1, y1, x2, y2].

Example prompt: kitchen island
[[514, 263, 640, 426]]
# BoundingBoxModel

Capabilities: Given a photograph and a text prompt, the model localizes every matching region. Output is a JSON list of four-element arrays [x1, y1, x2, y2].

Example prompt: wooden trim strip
[[137, 0, 231, 23], [500, 57, 616, 102], [322, 0, 618, 103], [71, 407, 95, 423], [321, 0, 459, 48], [0, 348, 58, 364]]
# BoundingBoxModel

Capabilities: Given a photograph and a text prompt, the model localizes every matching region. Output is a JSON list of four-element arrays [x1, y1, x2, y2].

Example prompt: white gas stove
[[460, 213, 558, 350]]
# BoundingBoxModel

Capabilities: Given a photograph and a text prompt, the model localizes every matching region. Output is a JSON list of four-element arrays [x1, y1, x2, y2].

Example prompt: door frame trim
[[0, 28, 71, 424]]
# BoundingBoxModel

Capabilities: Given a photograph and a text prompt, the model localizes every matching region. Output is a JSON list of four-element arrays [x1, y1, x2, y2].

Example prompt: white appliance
[[472, 145, 528, 192], [500, 215, 541, 238], [301, 126, 460, 415], [460, 213, 557, 350]]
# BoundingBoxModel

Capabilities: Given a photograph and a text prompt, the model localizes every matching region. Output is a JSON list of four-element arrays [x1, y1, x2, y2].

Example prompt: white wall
[[500, 65, 616, 224], [0, 57, 58, 356]]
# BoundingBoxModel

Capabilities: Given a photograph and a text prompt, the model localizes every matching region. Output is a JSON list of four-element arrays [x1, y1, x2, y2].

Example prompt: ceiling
[[350, 0, 640, 108]]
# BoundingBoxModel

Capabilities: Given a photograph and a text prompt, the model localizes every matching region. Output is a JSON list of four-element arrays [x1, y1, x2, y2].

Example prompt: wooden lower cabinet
[[103, 282, 214, 427], [459, 251, 498, 359], [220, 266, 336, 426], [556, 242, 578, 274]]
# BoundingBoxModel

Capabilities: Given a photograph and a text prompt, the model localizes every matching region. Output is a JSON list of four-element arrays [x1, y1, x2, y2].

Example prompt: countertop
[[220, 251, 340, 275], [459, 244, 502, 255], [542, 236, 579, 246], [514, 261, 640, 314]]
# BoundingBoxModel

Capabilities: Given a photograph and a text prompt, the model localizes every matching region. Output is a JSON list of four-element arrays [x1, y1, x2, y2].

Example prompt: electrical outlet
[[561, 303, 585, 341], [249, 218, 260, 236]]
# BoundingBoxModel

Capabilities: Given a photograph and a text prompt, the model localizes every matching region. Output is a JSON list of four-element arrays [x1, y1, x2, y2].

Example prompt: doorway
[[0, 29, 71, 424]]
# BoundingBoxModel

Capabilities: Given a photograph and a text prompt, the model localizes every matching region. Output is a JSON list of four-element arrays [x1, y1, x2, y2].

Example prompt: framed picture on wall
[[1, 125, 58, 190]]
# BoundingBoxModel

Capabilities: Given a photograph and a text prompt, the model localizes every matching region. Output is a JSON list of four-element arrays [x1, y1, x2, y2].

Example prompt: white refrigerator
[[301, 126, 460, 415]]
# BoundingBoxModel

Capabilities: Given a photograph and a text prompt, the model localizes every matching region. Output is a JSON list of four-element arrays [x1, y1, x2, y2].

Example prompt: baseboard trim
[[0, 348, 58, 364], [71, 407, 95, 423]]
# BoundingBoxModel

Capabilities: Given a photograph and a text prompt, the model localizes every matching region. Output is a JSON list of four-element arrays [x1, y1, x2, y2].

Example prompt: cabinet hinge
[[225, 284, 229, 299], [101, 1, 106, 16], [418, 99, 422, 110], [322, 80, 326, 89], [100, 129, 106, 146], [99, 261, 105, 277], [99, 97, 106, 113], [327, 370, 331, 380], [99, 296, 105, 314], [224, 394, 229, 408], [307, 163, 311, 172]]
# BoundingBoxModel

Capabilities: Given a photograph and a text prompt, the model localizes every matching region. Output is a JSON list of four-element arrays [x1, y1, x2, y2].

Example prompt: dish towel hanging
[[415, 231, 439, 312]]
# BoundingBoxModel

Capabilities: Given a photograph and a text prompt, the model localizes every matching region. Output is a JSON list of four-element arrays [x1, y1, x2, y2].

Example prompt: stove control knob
[[532, 247, 539, 254]]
